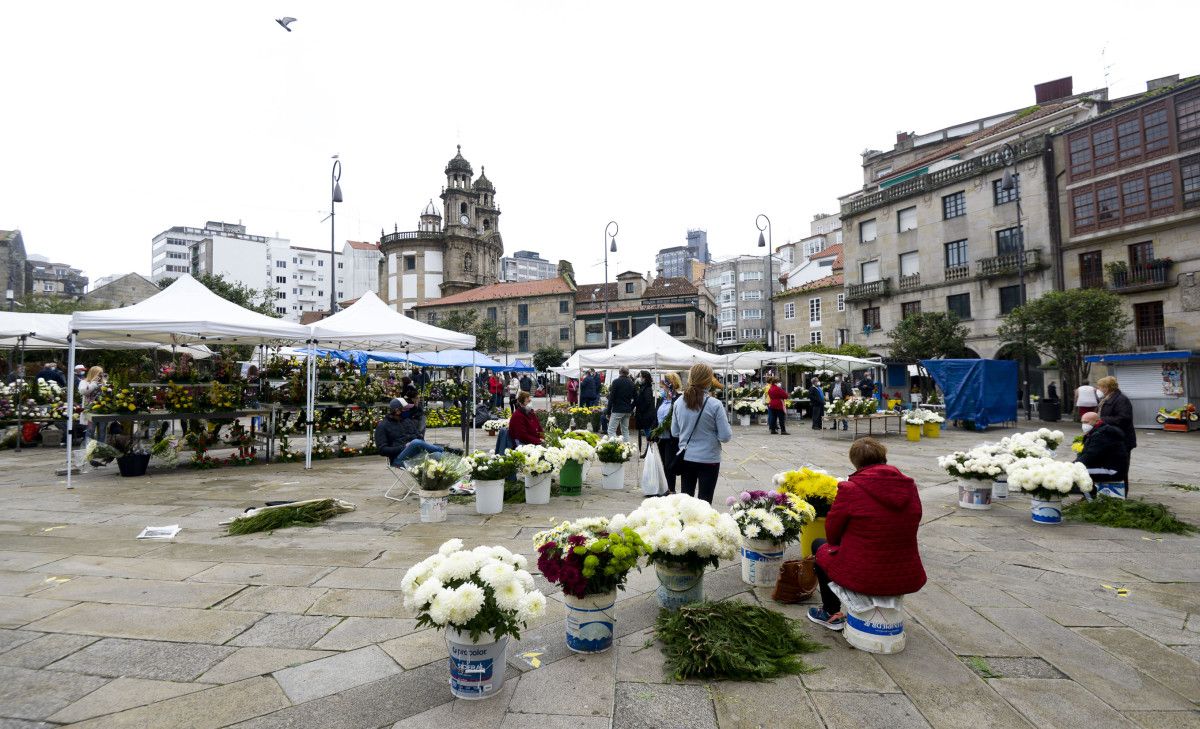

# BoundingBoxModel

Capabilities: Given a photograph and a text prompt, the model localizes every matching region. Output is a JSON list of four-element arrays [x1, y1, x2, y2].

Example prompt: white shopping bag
[[641, 446, 668, 496]]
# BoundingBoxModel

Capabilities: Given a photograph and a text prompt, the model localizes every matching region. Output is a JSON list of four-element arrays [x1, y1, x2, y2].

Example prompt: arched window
[[460, 202, 468, 215], [482, 219, 491, 230]]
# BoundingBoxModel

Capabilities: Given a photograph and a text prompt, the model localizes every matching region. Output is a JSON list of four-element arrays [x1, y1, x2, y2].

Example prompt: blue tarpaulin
[[921, 359, 1017, 429]]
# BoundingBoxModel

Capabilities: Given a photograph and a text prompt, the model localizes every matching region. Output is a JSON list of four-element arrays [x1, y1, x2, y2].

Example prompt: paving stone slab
[[37, 575, 243, 609], [0, 570, 57, 597], [1076, 627, 1200, 702], [0, 665, 109, 720], [904, 584, 1034, 657], [712, 677, 823, 728], [989, 678, 1137, 729], [312, 617, 420, 651], [1009, 594, 1124, 627], [1122, 710, 1200, 728], [0, 632, 98, 669], [498, 713, 610, 729], [221, 586, 327, 614], [273, 645, 402, 704], [47, 637, 236, 681], [198, 647, 336, 684], [0, 718, 56, 728], [66, 676, 291, 729], [27, 602, 261, 644], [810, 691, 933, 729], [306, 588, 410, 618], [798, 626, 896, 693], [31, 555, 214, 580], [508, 651, 614, 717], [0, 551, 67, 572], [147, 542, 379, 567], [228, 614, 342, 649], [390, 676, 518, 729], [47, 677, 209, 723], [0, 629, 43, 654], [505, 622, 574, 674], [612, 681, 717, 729], [971, 656, 1065, 679], [311, 566, 406, 590], [878, 624, 1033, 729], [0, 596, 75, 628], [981, 607, 1192, 710], [187, 562, 334, 587], [380, 627, 450, 670]]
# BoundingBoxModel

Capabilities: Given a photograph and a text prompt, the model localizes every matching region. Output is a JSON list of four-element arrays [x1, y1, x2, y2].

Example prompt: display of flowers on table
[[163, 384, 206, 413], [726, 490, 815, 545], [481, 419, 508, 435], [90, 384, 151, 414], [732, 399, 767, 415], [611, 493, 741, 572], [533, 517, 648, 599]]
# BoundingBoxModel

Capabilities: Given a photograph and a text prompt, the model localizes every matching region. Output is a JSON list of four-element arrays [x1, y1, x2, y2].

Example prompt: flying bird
[[275, 17, 297, 32]]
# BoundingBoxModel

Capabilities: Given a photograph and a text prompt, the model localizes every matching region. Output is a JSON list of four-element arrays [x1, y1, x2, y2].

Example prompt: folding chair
[[384, 461, 418, 502]]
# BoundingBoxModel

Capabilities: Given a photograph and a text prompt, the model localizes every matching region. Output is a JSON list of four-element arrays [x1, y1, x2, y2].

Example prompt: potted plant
[[774, 467, 841, 556], [515, 444, 564, 505], [595, 436, 635, 490], [726, 490, 815, 587], [611, 494, 741, 610], [901, 410, 925, 441], [937, 447, 1009, 510], [481, 419, 508, 437], [85, 434, 152, 477], [919, 409, 944, 437], [1006, 459, 1093, 525], [732, 399, 764, 427], [533, 517, 648, 653], [405, 454, 469, 523], [464, 451, 524, 515], [401, 539, 546, 700], [557, 437, 596, 495]]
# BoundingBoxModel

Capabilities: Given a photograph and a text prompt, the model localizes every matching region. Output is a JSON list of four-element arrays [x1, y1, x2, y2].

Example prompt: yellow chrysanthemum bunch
[[774, 466, 840, 505]]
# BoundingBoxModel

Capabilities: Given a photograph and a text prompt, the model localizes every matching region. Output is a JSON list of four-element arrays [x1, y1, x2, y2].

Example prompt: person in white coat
[[1074, 380, 1100, 417]]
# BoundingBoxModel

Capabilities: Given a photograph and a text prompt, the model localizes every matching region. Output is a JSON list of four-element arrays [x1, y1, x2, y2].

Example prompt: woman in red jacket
[[808, 437, 926, 630], [766, 376, 789, 435], [507, 391, 543, 446]]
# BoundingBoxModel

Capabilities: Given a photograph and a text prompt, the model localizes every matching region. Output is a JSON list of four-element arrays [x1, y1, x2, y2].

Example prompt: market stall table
[[820, 412, 903, 440], [90, 408, 279, 462]]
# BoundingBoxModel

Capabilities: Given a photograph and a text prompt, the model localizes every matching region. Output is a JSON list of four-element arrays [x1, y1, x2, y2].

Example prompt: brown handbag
[[772, 557, 817, 604]]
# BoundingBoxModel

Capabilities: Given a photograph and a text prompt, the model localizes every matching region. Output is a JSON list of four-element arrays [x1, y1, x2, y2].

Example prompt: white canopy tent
[[548, 351, 581, 379], [64, 275, 314, 487], [0, 312, 213, 357], [576, 325, 726, 371], [718, 350, 882, 375]]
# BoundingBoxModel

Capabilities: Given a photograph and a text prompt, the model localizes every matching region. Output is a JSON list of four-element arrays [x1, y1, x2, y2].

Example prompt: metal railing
[[977, 249, 1042, 278], [1111, 261, 1174, 292], [1125, 327, 1175, 350], [846, 278, 891, 302]]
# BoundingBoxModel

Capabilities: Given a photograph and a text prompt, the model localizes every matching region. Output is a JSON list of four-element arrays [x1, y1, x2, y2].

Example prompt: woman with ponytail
[[668, 363, 732, 503]]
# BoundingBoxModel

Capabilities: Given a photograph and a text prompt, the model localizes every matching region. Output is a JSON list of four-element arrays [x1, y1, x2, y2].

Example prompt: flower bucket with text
[[564, 590, 616, 653], [524, 473, 551, 504], [740, 538, 785, 587], [419, 490, 449, 523], [992, 477, 1008, 500], [957, 479, 993, 510], [655, 562, 705, 610], [474, 479, 504, 515], [446, 629, 508, 700], [1030, 497, 1063, 525], [843, 598, 906, 655], [1095, 481, 1127, 499], [595, 436, 634, 491], [739, 414, 751, 427]]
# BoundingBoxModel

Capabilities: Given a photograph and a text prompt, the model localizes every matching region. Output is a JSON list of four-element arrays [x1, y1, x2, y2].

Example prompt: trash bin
[[1038, 399, 1061, 422]]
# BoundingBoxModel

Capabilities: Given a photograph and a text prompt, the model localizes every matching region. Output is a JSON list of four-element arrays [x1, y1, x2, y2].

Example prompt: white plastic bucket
[[563, 590, 616, 653], [600, 461, 625, 490], [474, 479, 504, 515], [958, 480, 993, 510], [1096, 482, 1127, 499], [844, 599, 906, 654], [445, 628, 508, 700], [992, 477, 1008, 500], [655, 562, 704, 610], [740, 537, 785, 587], [1030, 497, 1063, 525], [739, 414, 750, 427], [419, 490, 449, 523], [524, 473, 551, 504]]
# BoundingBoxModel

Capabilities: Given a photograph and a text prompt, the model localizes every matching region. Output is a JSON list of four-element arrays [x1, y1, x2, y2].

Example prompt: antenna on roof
[[1100, 42, 1113, 91]]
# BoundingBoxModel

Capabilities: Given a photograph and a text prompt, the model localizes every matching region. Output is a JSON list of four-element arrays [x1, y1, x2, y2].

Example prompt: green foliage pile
[[227, 499, 345, 535], [1063, 497, 1197, 535], [654, 601, 825, 681]]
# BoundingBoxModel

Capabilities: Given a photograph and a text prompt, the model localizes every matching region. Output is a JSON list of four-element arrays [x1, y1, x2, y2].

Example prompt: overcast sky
[[3, 2, 1195, 288]]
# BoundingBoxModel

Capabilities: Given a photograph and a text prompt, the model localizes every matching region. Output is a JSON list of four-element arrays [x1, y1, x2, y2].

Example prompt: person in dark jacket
[[519, 374, 533, 394], [1075, 411, 1129, 483], [807, 377, 826, 430], [808, 438, 926, 630], [508, 391, 544, 445], [856, 372, 876, 400], [633, 370, 657, 443], [375, 398, 444, 467], [1095, 375, 1136, 481], [579, 370, 600, 407], [36, 363, 66, 387], [606, 367, 636, 439]]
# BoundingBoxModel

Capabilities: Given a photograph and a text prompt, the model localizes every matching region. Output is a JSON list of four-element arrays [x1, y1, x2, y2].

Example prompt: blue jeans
[[607, 412, 631, 440], [392, 439, 444, 467]]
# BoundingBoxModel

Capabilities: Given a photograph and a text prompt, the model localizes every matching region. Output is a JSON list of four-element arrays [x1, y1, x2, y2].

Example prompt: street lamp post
[[329, 158, 343, 316], [1001, 143, 1031, 421], [756, 214, 773, 350], [603, 221, 618, 347]]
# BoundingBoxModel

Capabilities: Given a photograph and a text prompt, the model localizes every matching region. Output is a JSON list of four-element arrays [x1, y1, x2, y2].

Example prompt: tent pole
[[470, 352, 476, 453], [304, 343, 314, 469], [15, 335, 25, 453], [65, 333, 76, 489]]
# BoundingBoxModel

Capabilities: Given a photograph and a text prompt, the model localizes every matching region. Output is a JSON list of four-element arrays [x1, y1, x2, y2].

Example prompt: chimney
[[895, 131, 913, 151], [1147, 74, 1180, 92], [1034, 77, 1073, 104]]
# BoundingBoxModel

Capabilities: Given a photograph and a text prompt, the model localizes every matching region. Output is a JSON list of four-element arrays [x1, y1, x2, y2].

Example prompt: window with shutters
[[898, 207, 917, 232], [809, 298, 821, 325], [1079, 251, 1104, 289], [899, 251, 919, 277], [862, 307, 881, 331], [860, 219, 877, 243], [861, 260, 880, 283]]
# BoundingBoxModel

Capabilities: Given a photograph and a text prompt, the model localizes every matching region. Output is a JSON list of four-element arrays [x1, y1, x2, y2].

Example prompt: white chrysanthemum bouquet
[[937, 445, 1014, 480], [1006, 459, 1092, 500], [595, 436, 635, 464], [611, 493, 742, 571], [515, 444, 566, 475], [997, 432, 1053, 459], [1030, 428, 1065, 451], [463, 450, 524, 481], [401, 538, 547, 641], [560, 438, 596, 464], [404, 454, 468, 491], [481, 419, 508, 435]]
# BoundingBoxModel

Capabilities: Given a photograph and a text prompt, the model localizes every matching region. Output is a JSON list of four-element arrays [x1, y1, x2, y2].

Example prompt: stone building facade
[[378, 147, 504, 315], [411, 275, 576, 358], [0, 230, 27, 300], [83, 273, 160, 308], [839, 80, 1104, 365], [575, 273, 717, 352], [1050, 75, 1200, 353], [774, 245, 846, 351]]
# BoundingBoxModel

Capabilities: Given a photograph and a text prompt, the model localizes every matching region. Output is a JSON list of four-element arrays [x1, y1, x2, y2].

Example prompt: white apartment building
[[703, 255, 784, 352], [341, 240, 381, 303], [501, 250, 557, 282]]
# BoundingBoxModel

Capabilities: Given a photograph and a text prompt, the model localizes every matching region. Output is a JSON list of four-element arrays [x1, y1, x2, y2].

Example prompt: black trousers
[[811, 538, 841, 614], [656, 437, 679, 493], [767, 408, 787, 433], [678, 459, 720, 503], [810, 403, 825, 430]]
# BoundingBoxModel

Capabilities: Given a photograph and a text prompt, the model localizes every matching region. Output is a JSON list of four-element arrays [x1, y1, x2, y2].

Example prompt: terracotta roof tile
[[576, 282, 618, 304], [809, 244, 843, 269], [643, 276, 698, 299], [346, 240, 379, 251], [779, 273, 844, 296], [421, 276, 574, 307]]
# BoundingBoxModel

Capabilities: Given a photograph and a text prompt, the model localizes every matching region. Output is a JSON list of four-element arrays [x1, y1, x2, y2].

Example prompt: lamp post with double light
[[1000, 143, 1031, 421]]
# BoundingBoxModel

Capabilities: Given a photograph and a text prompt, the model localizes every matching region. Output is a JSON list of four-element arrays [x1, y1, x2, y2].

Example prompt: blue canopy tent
[[921, 359, 1017, 429], [506, 359, 536, 373]]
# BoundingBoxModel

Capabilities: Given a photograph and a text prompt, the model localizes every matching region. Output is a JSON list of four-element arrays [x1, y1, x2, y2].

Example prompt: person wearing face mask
[[1095, 376, 1136, 480], [1074, 411, 1129, 484]]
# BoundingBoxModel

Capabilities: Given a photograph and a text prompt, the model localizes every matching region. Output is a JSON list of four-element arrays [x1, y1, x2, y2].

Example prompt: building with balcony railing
[[1052, 73, 1200, 360], [575, 273, 717, 352], [837, 77, 1105, 364]]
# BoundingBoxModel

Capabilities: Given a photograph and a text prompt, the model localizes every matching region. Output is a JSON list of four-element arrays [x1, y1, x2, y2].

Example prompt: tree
[[795, 342, 871, 359], [740, 339, 766, 352], [998, 289, 1130, 408], [438, 309, 512, 354], [887, 312, 970, 395], [158, 273, 279, 318], [16, 296, 105, 315], [532, 345, 566, 372]]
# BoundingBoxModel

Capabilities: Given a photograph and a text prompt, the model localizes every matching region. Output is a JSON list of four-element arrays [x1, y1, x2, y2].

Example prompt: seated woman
[[809, 437, 926, 630], [1075, 411, 1129, 483], [507, 391, 543, 446]]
